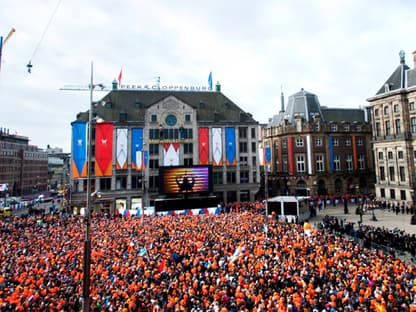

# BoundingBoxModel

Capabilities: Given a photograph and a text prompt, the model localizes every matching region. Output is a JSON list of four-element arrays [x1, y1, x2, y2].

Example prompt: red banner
[[198, 128, 209, 165], [95, 122, 114, 176], [288, 137, 294, 175]]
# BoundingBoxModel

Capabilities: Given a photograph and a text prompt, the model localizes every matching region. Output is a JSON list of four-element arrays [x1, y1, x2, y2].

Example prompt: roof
[[375, 63, 409, 95], [321, 108, 366, 123], [75, 90, 257, 124], [283, 88, 325, 124]]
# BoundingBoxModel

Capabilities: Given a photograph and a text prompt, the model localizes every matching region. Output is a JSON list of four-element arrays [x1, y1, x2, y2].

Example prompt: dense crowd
[[1, 211, 416, 311]]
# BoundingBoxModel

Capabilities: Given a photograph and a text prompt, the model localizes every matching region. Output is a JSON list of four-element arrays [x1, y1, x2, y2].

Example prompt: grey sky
[[1, 0, 415, 152]]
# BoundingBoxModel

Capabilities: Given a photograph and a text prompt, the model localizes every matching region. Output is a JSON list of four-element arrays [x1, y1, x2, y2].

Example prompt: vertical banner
[[265, 146, 271, 165], [259, 147, 265, 166], [306, 135, 312, 175], [198, 127, 209, 165], [329, 135, 334, 171], [287, 137, 294, 175], [212, 128, 222, 166], [116, 128, 128, 170], [95, 122, 114, 176], [225, 127, 236, 166], [352, 135, 358, 170], [131, 128, 143, 170], [163, 143, 180, 166], [71, 121, 87, 178]]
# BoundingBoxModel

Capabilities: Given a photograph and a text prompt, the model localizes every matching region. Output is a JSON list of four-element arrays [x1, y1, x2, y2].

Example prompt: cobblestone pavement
[[310, 204, 416, 235], [309, 204, 416, 263]]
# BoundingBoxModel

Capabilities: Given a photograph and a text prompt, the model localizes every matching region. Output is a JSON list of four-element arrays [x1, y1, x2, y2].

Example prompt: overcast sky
[[1, 0, 416, 152]]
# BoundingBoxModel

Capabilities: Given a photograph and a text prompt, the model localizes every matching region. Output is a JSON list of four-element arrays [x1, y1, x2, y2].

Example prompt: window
[[331, 124, 338, 132], [375, 122, 381, 136], [183, 143, 193, 154], [315, 137, 322, 147], [282, 156, 288, 172], [409, 102, 415, 111], [239, 142, 248, 153], [282, 139, 287, 149], [184, 158, 193, 167], [333, 138, 339, 147], [399, 166, 406, 182], [374, 108, 379, 117], [398, 151, 404, 159], [394, 104, 399, 113], [251, 142, 256, 153], [149, 159, 159, 169], [239, 127, 248, 139], [385, 120, 391, 136], [379, 166, 385, 181], [357, 137, 363, 146], [227, 171, 236, 184], [296, 138, 304, 147], [388, 151, 393, 159], [378, 152, 383, 160], [296, 155, 305, 173], [316, 154, 324, 172], [151, 114, 157, 122], [251, 127, 256, 139], [252, 156, 256, 167], [389, 166, 395, 181], [346, 155, 353, 171], [134, 102, 142, 109], [149, 143, 159, 155], [239, 156, 248, 166], [213, 172, 223, 185], [345, 138, 351, 146], [380, 188, 385, 198], [358, 155, 365, 169], [344, 124, 350, 132], [240, 171, 249, 184], [401, 190, 406, 201], [333, 155, 341, 171], [356, 125, 362, 132], [395, 119, 401, 134], [390, 189, 396, 200], [116, 176, 127, 190], [384, 106, 389, 116], [411, 117, 416, 133]]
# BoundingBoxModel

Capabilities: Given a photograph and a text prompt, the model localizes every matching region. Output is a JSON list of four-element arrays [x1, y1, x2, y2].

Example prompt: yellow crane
[[0, 28, 16, 72]]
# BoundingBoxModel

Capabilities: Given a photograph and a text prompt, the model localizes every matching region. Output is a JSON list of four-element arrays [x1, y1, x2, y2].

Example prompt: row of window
[[379, 166, 406, 182], [377, 150, 405, 160], [374, 116, 416, 137], [281, 136, 364, 148], [281, 154, 366, 173], [379, 188, 408, 201], [374, 102, 415, 118]]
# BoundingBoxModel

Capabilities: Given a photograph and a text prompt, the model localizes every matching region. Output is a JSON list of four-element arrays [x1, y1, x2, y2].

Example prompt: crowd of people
[[1, 208, 416, 311]]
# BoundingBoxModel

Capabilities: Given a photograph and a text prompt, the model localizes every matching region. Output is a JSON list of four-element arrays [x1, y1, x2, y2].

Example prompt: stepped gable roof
[[283, 88, 324, 124], [75, 90, 257, 124]]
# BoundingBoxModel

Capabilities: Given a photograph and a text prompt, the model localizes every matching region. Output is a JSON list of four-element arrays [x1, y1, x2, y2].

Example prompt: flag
[[138, 247, 147, 257], [117, 69, 122, 87], [208, 71, 212, 90]]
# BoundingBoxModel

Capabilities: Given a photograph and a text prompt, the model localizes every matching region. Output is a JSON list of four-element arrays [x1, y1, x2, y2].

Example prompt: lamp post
[[141, 146, 146, 224], [83, 62, 103, 312]]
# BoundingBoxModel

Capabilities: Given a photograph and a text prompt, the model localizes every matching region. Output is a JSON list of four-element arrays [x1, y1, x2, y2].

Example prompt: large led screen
[[159, 165, 213, 195]]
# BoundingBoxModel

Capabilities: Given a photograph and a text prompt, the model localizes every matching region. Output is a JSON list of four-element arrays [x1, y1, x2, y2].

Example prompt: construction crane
[[0, 28, 16, 72]]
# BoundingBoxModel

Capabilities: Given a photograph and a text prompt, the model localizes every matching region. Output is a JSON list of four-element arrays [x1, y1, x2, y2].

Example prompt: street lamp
[[83, 62, 104, 312]]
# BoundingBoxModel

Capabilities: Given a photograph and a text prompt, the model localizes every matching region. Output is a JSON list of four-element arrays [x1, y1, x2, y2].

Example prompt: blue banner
[[225, 127, 236, 166], [71, 121, 87, 178], [131, 128, 143, 170]]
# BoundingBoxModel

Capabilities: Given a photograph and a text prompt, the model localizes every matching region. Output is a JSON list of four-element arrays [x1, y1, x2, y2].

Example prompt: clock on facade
[[165, 114, 177, 126]]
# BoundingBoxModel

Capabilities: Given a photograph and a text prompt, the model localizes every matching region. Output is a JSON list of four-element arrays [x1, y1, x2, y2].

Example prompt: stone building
[[261, 88, 375, 197], [367, 50, 416, 203], [70, 82, 260, 213]]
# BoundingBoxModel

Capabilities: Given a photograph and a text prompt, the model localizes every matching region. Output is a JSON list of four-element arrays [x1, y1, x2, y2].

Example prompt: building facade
[[261, 88, 375, 197], [367, 50, 416, 203], [0, 129, 48, 196], [70, 83, 260, 213], [46, 145, 70, 191]]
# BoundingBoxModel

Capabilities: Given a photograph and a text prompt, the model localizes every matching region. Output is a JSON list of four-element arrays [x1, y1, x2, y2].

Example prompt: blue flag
[[208, 71, 213, 90]]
